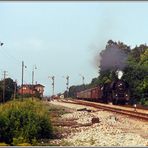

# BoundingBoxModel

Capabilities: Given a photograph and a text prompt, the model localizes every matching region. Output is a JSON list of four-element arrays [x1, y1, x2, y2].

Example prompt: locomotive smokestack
[[116, 70, 123, 79]]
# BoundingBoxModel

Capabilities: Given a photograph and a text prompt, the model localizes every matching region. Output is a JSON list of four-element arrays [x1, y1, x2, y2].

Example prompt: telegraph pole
[[21, 61, 27, 100], [1, 42, 5, 102], [2, 71, 7, 103], [14, 79, 17, 100], [32, 65, 37, 85], [32, 70, 34, 100], [32, 70, 34, 86], [32, 65, 37, 100], [21, 61, 24, 100]]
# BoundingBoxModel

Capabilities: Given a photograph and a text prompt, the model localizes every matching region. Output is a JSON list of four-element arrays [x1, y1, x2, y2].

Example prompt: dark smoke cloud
[[100, 44, 128, 71], [90, 8, 120, 71]]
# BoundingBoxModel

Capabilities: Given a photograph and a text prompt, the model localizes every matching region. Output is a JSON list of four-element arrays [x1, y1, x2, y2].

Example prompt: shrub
[[0, 99, 53, 145], [0, 142, 9, 146], [17, 143, 32, 146]]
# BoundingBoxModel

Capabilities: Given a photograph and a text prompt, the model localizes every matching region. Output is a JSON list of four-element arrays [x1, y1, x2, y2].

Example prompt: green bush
[[0, 142, 9, 146], [0, 99, 53, 145], [17, 143, 32, 146], [143, 100, 148, 106]]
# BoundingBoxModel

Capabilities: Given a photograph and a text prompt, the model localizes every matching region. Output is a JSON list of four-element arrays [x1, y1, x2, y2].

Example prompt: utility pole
[[14, 79, 17, 100], [32, 70, 34, 100], [2, 71, 7, 103], [1, 42, 5, 102], [21, 61, 24, 100], [32, 65, 37, 100], [48, 76, 55, 97], [32, 71, 34, 86], [21, 61, 27, 100], [32, 65, 37, 85]]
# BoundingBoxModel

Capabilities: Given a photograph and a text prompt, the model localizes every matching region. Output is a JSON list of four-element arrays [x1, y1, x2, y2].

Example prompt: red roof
[[34, 84, 45, 87]]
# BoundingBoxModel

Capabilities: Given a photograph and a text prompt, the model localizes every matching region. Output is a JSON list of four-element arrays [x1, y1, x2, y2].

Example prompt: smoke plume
[[99, 43, 128, 71]]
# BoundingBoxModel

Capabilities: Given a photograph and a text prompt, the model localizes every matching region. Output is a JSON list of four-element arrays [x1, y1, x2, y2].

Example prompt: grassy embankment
[[0, 98, 71, 146]]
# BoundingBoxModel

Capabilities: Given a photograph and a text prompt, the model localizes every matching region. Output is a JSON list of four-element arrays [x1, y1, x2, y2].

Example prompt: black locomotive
[[110, 79, 130, 105], [77, 79, 130, 105]]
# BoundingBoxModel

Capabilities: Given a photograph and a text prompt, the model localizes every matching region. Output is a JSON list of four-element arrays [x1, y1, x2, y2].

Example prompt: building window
[[23, 87, 27, 90]]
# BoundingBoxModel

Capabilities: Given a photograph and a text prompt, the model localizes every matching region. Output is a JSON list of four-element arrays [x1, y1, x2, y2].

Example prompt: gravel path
[[49, 100, 148, 146]]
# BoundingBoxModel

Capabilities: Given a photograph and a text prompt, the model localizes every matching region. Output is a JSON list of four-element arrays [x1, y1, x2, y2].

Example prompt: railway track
[[60, 99, 148, 121]]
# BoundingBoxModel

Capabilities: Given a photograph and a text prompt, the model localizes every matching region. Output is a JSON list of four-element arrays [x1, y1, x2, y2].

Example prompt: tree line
[[68, 40, 148, 105]]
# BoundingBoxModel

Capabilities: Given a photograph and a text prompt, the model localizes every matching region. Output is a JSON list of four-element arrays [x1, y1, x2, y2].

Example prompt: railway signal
[[62, 75, 69, 98], [48, 76, 55, 97], [32, 65, 37, 86], [21, 61, 27, 100], [79, 74, 85, 85], [32, 65, 37, 100]]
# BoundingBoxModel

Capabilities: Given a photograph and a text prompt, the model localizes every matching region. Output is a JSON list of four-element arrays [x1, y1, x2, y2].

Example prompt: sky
[[0, 2, 148, 96]]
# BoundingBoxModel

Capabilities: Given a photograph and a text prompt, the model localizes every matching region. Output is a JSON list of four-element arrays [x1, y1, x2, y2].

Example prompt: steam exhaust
[[116, 70, 123, 79]]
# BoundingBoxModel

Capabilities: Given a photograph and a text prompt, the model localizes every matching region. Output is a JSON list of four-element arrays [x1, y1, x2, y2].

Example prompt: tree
[[139, 49, 148, 66], [123, 47, 148, 104], [0, 78, 15, 103], [129, 44, 148, 63]]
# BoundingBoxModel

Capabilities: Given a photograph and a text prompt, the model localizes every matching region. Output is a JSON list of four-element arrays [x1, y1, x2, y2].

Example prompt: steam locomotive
[[76, 79, 130, 105]]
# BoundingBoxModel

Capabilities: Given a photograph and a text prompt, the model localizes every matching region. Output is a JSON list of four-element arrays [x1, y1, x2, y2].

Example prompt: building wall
[[34, 86, 44, 97], [18, 85, 44, 97], [18, 86, 34, 95]]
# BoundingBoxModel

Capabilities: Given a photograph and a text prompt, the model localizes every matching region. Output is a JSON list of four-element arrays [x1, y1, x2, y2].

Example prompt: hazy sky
[[0, 2, 148, 96]]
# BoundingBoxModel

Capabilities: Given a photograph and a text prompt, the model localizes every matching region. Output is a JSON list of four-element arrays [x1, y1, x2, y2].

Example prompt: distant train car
[[77, 86, 102, 102]]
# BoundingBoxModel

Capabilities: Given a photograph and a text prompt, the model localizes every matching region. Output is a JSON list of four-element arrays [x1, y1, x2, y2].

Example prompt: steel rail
[[60, 99, 148, 121]]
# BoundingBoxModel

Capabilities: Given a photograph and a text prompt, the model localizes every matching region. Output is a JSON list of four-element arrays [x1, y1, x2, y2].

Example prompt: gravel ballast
[[49, 100, 148, 146]]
